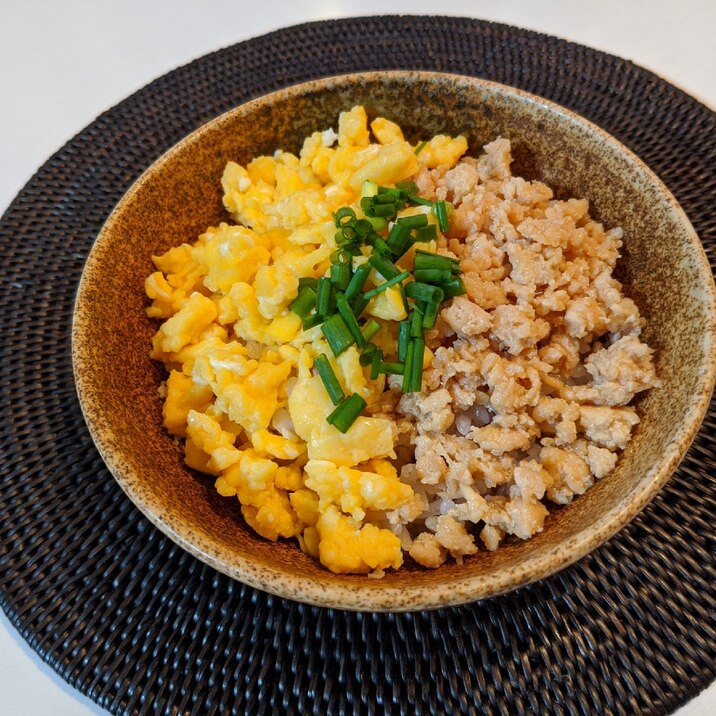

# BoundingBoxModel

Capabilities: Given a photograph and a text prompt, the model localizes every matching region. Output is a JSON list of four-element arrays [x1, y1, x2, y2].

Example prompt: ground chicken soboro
[[147, 106, 659, 575], [386, 137, 659, 568]]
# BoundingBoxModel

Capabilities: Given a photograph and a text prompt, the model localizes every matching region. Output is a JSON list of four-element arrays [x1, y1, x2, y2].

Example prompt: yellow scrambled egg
[[146, 106, 467, 575]]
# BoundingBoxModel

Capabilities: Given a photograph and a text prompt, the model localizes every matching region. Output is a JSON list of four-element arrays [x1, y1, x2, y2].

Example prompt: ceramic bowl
[[72, 71, 716, 611]]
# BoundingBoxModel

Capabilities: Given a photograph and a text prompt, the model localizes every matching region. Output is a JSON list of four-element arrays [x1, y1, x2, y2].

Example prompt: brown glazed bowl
[[72, 72, 716, 611]]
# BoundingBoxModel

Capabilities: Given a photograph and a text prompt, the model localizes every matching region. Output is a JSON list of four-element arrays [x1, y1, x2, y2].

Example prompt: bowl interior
[[72, 71, 716, 610]]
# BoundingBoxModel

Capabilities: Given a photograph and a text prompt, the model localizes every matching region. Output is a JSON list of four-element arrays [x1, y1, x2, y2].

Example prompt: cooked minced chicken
[[378, 138, 659, 567]]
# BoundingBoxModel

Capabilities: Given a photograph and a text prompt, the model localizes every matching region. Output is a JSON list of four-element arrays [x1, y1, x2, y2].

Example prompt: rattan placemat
[[1, 16, 714, 716]]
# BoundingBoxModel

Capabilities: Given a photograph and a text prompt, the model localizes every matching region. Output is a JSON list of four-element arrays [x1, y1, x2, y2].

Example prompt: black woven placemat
[[1, 16, 714, 716]]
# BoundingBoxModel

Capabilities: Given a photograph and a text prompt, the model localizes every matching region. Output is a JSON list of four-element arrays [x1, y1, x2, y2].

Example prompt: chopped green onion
[[372, 237, 393, 256], [350, 294, 369, 317], [374, 193, 400, 204], [405, 282, 445, 304], [410, 338, 425, 392], [409, 307, 424, 338], [442, 277, 467, 299], [359, 343, 378, 367], [414, 250, 457, 272], [333, 230, 352, 251], [368, 252, 402, 280], [302, 313, 323, 330], [396, 180, 418, 194], [379, 361, 405, 375], [344, 264, 371, 300], [377, 186, 402, 199], [298, 276, 318, 291], [361, 319, 382, 343], [321, 313, 355, 356], [386, 223, 412, 257], [414, 224, 438, 243], [353, 219, 373, 237], [398, 282, 409, 314], [327, 393, 367, 433], [402, 340, 415, 393], [331, 249, 352, 265], [422, 300, 440, 329], [288, 286, 317, 319], [361, 180, 378, 198], [370, 349, 382, 380], [316, 277, 332, 317], [397, 214, 428, 229], [336, 295, 366, 347], [341, 225, 358, 242], [414, 141, 427, 156], [369, 203, 396, 218], [334, 207, 356, 227], [398, 320, 409, 362], [314, 354, 345, 405], [433, 200, 449, 233], [406, 194, 434, 207], [362, 270, 410, 300], [366, 216, 387, 232], [413, 268, 452, 284], [330, 262, 351, 290]]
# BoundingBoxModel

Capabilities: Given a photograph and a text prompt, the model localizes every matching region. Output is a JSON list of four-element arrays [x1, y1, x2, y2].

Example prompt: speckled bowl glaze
[[72, 72, 716, 611]]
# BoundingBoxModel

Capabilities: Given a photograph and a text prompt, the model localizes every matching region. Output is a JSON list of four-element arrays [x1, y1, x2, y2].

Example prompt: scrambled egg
[[146, 106, 467, 575]]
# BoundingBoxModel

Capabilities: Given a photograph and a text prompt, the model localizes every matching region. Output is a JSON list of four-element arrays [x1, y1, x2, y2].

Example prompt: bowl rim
[[72, 70, 716, 611]]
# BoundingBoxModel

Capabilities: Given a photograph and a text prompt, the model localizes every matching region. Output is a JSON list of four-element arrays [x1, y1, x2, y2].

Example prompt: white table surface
[[1, 1, 714, 714]]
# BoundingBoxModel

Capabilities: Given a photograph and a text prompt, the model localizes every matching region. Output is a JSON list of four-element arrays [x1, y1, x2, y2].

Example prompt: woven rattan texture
[[1, 16, 714, 716]]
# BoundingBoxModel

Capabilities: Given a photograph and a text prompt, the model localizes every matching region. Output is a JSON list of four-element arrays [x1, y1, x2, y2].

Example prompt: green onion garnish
[[405, 282, 445, 304], [397, 214, 428, 229], [302, 313, 323, 330], [316, 277, 332, 317], [334, 206, 356, 227], [433, 200, 449, 233], [289, 286, 317, 319], [370, 348, 382, 380], [442, 277, 467, 299], [422, 300, 440, 329], [402, 340, 415, 393], [368, 252, 402, 280], [409, 307, 424, 338], [406, 194, 433, 207], [321, 313, 355, 356], [398, 320, 409, 362], [410, 338, 425, 392], [327, 393, 367, 433], [379, 361, 405, 375], [350, 294, 369, 317], [374, 192, 399, 204], [414, 250, 457, 271], [414, 224, 438, 243], [330, 262, 351, 291], [359, 343, 378, 367], [353, 219, 373, 237], [344, 264, 371, 300], [413, 268, 452, 284], [336, 295, 366, 347], [377, 186, 402, 199], [361, 319, 381, 343], [362, 270, 410, 300], [331, 249, 352, 265], [298, 276, 318, 291], [414, 141, 427, 156], [396, 181, 418, 194], [366, 216, 387, 232], [386, 223, 412, 257], [314, 354, 345, 405], [372, 237, 393, 256]]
